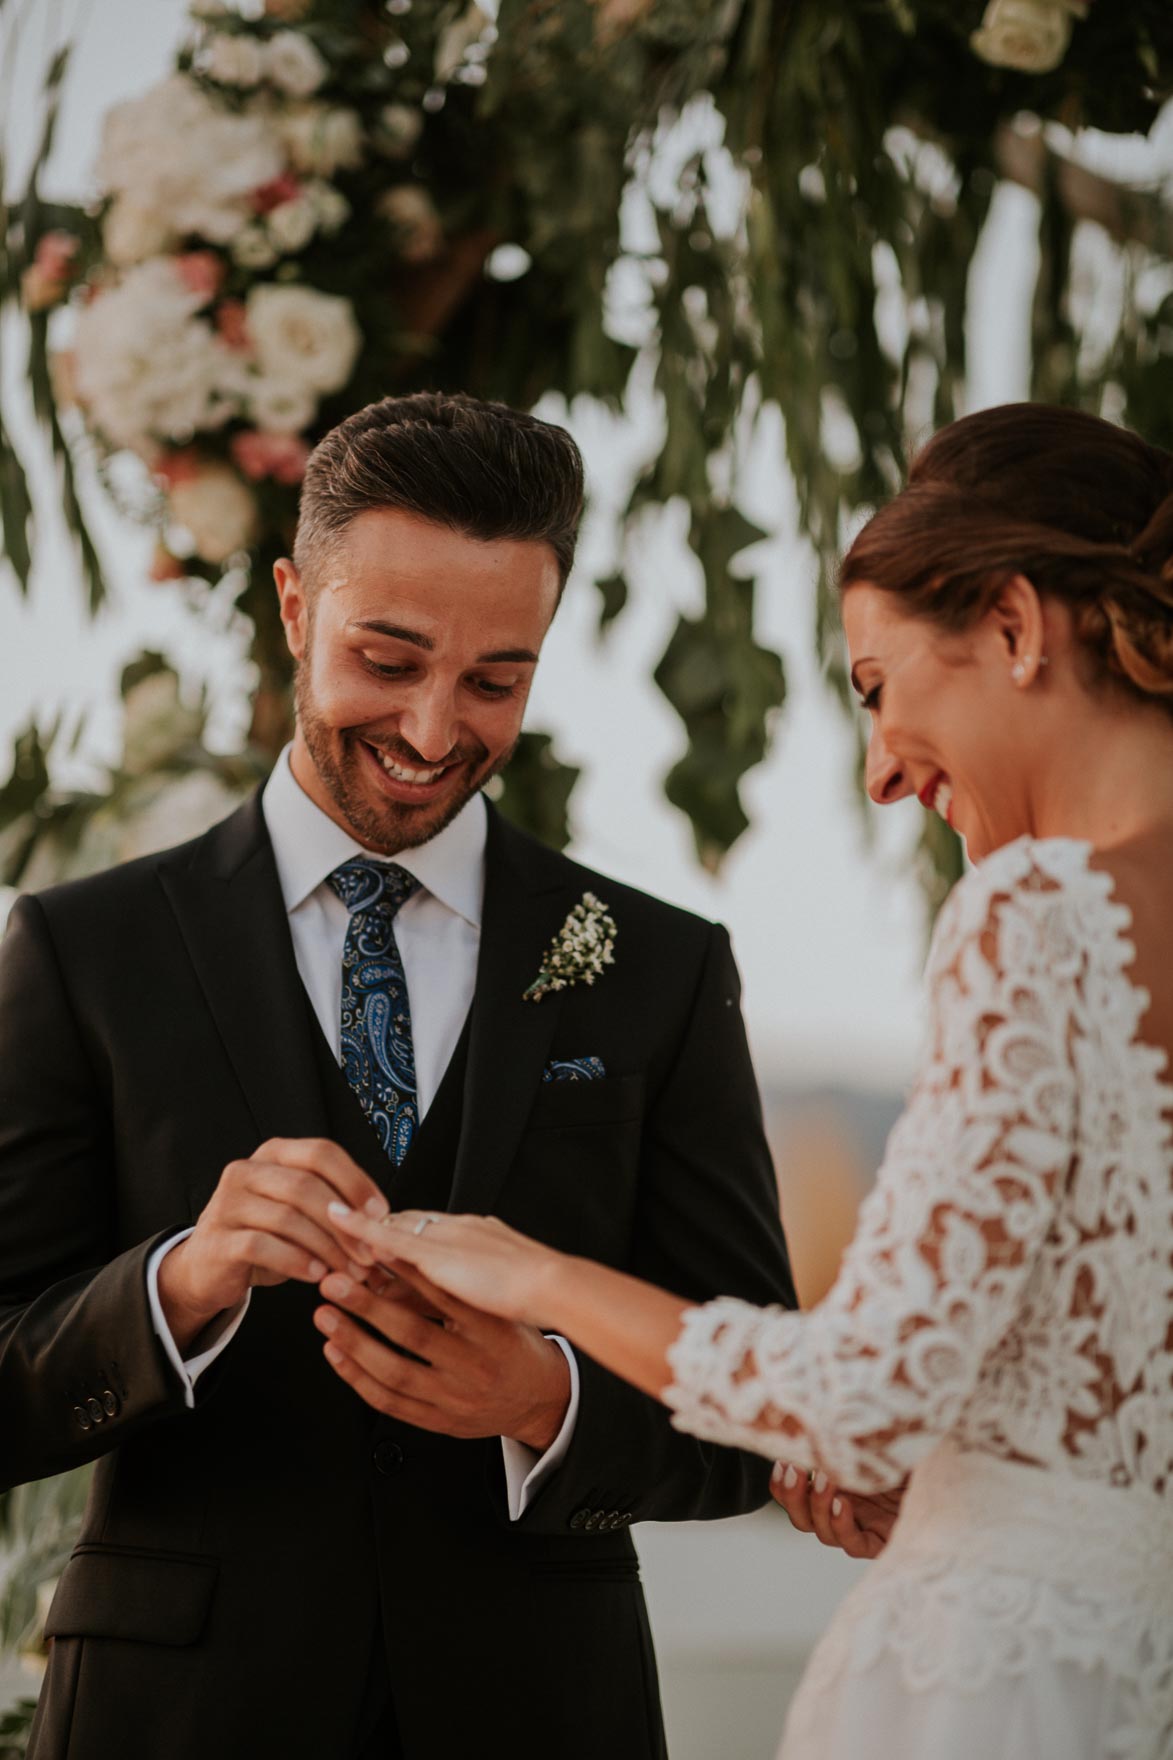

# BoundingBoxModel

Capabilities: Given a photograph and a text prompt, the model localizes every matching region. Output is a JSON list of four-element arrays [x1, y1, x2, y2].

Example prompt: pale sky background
[[0, 0, 1051, 1096]]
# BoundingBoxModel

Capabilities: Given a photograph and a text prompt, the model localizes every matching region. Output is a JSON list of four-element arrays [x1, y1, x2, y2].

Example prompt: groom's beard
[[294, 663, 513, 856]]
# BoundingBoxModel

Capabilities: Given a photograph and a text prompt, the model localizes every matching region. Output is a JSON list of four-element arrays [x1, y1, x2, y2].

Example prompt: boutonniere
[[524, 892, 617, 1003]]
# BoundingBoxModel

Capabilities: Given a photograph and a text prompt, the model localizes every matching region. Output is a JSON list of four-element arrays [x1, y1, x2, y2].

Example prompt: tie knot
[[327, 857, 421, 920]]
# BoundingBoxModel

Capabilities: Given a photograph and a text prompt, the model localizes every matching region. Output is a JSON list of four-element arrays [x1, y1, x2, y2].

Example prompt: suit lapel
[[448, 808, 570, 1214], [157, 792, 330, 1155]]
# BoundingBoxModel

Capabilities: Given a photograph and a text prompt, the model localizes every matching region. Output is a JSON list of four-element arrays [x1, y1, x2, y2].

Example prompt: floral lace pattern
[[665, 837, 1173, 1497], [664, 839, 1173, 1752]]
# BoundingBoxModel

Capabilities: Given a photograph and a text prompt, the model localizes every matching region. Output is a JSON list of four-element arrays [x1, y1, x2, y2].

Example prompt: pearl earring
[[1012, 661, 1027, 683]]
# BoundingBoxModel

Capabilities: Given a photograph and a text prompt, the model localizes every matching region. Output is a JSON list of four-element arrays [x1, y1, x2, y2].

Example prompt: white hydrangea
[[265, 30, 329, 96], [279, 102, 364, 176], [73, 259, 241, 451], [245, 283, 361, 393], [94, 75, 284, 250]]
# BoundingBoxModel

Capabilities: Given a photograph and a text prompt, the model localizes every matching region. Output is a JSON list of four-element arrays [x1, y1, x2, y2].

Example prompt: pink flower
[[152, 447, 203, 489], [34, 230, 81, 280], [148, 543, 186, 583], [251, 170, 302, 215], [174, 250, 225, 304], [214, 299, 252, 351], [230, 428, 311, 485]]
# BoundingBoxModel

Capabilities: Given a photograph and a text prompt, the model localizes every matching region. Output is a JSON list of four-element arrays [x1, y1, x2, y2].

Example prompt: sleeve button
[[101, 1389, 120, 1418], [73, 1405, 92, 1431], [86, 1396, 105, 1424], [568, 1509, 588, 1531]]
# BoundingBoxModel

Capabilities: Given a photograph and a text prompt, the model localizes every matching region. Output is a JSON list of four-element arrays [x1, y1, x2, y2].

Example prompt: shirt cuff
[[501, 1336, 580, 1522], [146, 1228, 251, 1410]]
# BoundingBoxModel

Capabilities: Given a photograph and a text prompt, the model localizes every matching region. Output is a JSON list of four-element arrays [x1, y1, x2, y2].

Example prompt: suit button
[[101, 1389, 120, 1418], [73, 1405, 92, 1431], [86, 1396, 105, 1424], [372, 1440, 405, 1477], [584, 1512, 600, 1532], [569, 1509, 588, 1531]]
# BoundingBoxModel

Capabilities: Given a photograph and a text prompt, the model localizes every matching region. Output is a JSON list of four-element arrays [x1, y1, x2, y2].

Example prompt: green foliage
[[5, 0, 1169, 874], [490, 731, 580, 851]]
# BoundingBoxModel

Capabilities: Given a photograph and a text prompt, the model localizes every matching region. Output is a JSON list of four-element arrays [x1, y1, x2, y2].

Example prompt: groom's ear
[[274, 557, 310, 661]]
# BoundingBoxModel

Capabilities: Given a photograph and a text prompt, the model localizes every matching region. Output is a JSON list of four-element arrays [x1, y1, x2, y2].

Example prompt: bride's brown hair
[[840, 403, 1173, 704]]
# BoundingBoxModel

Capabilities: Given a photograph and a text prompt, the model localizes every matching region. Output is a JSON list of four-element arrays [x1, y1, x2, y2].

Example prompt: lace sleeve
[[663, 845, 1082, 1491]]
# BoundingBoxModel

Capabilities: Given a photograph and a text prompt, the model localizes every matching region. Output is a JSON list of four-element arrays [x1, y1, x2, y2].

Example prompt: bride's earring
[[1012, 654, 1048, 685]]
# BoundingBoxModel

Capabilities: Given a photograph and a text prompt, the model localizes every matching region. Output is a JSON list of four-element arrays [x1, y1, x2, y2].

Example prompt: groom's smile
[[274, 505, 561, 855]]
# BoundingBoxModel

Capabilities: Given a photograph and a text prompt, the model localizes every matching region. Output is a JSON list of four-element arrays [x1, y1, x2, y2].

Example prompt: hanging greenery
[[1, 0, 1169, 875]]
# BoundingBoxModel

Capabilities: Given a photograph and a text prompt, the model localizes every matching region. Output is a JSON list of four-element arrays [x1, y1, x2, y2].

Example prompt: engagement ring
[[413, 1214, 440, 1236]]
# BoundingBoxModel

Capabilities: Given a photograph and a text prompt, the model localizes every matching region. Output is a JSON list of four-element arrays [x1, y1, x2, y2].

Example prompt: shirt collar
[[262, 746, 486, 930]]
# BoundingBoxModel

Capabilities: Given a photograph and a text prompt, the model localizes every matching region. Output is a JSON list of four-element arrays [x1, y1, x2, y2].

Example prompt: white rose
[[169, 462, 259, 563], [279, 102, 364, 175], [376, 103, 423, 159], [266, 193, 319, 254], [204, 31, 267, 88], [246, 283, 361, 393], [231, 223, 281, 270], [102, 197, 175, 265], [970, 0, 1085, 73], [308, 180, 350, 234], [245, 375, 319, 433], [265, 30, 329, 96]]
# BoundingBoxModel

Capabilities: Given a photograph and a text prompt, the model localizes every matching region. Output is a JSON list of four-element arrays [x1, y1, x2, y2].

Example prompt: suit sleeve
[[517, 921, 796, 1533], [0, 895, 193, 1491]]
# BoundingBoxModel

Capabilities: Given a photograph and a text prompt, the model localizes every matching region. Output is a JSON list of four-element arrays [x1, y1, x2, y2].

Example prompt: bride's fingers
[[771, 1463, 815, 1532]]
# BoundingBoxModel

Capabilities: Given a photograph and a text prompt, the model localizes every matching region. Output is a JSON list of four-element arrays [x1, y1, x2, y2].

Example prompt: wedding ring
[[413, 1214, 440, 1237]]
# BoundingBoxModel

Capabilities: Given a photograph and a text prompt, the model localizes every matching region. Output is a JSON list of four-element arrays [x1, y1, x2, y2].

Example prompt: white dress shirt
[[147, 747, 579, 1519]]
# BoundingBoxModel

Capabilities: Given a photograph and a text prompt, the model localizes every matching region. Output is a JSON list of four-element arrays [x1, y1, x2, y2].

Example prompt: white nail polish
[[328, 1201, 350, 1219], [813, 1471, 828, 1495], [831, 1497, 842, 1518], [783, 1464, 798, 1489], [363, 1197, 388, 1219]]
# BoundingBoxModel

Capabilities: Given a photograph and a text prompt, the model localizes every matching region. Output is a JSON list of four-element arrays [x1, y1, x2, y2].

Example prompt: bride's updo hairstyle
[[840, 403, 1173, 706]]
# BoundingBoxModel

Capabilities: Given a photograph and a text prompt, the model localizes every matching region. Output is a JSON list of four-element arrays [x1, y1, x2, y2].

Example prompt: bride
[[328, 403, 1173, 1760]]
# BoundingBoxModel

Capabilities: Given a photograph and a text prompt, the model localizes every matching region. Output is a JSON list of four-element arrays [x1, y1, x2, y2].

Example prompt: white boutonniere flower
[[524, 892, 617, 1003]]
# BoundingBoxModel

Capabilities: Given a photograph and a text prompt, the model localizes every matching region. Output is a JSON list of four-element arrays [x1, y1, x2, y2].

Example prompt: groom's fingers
[[255, 1138, 389, 1222]]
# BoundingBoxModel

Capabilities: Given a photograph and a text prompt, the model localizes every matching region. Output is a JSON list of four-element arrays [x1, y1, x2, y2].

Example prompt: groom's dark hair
[[293, 390, 585, 592]]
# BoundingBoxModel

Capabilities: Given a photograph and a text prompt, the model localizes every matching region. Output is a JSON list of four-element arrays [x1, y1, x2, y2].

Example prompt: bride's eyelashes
[[861, 684, 883, 713]]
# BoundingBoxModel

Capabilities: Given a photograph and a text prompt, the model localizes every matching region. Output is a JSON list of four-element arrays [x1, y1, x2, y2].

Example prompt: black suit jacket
[[0, 795, 795, 1760]]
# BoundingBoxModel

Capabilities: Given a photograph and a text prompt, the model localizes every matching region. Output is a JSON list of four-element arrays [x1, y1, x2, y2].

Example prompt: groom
[[0, 392, 795, 1760]]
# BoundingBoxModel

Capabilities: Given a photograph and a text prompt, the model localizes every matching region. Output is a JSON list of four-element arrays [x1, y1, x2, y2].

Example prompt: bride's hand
[[771, 1462, 905, 1560], [327, 1204, 563, 1327]]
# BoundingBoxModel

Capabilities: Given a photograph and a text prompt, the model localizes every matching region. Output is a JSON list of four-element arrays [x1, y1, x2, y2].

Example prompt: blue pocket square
[[542, 1056, 606, 1084]]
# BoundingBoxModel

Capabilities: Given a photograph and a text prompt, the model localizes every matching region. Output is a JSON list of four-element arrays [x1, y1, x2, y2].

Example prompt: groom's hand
[[312, 1264, 571, 1449], [156, 1138, 389, 1353]]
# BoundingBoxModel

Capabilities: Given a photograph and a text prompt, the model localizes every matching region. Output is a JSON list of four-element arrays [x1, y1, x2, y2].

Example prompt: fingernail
[[316, 1308, 338, 1333], [328, 1201, 351, 1220], [831, 1497, 842, 1517], [813, 1471, 828, 1495], [321, 1274, 351, 1299], [771, 1462, 784, 1483], [363, 1197, 388, 1219], [308, 1258, 327, 1279], [783, 1464, 799, 1489], [346, 1259, 368, 1282], [323, 1342, 343, 1364]]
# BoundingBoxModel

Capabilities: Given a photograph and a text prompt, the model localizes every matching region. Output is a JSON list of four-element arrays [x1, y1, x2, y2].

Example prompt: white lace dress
[[664, 837, 1173, 1760]]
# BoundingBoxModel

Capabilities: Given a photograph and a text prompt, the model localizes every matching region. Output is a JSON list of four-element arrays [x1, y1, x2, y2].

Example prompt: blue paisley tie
[[327, 857, 422, 1165]]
